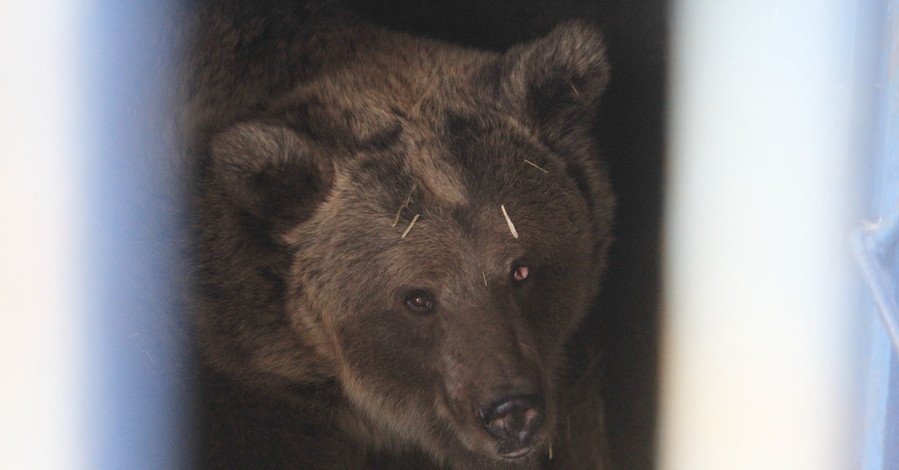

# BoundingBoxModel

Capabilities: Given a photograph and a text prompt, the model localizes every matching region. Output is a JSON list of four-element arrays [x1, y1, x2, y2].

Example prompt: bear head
[[195, 19, 613, 466]]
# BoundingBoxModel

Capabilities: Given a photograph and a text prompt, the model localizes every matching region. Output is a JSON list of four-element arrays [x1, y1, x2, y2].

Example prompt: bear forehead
[[314, 138, 586, 278], [336, 110, 575, 222]]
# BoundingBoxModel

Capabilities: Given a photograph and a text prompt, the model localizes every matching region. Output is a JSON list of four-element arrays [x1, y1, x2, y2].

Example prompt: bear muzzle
[[477, 393, 545, 459]]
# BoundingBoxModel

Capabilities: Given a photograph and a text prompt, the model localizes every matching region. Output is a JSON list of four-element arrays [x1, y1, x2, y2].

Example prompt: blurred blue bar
[[854, 1, 899, 469], [80, 1, 192, 469]]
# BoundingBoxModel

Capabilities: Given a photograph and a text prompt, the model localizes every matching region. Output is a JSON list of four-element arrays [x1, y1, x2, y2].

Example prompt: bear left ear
[[496, 20, 610, 139], [207, 122, 334, 229]]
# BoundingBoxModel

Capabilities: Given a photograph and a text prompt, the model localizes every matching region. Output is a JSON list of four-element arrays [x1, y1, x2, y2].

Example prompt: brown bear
[[185, 1, 615, 468]]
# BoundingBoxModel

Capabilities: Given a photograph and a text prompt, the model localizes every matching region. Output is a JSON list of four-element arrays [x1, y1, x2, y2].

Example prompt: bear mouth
[[499, 446, 534, 460]]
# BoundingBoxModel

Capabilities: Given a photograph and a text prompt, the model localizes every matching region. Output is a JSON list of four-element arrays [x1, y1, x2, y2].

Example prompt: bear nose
[[478, 394, 545, 457]]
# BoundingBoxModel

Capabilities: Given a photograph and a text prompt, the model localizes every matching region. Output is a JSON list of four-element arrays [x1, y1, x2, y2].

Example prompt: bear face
[[192, 9, 613, 468], [287, 117, 602, 461]]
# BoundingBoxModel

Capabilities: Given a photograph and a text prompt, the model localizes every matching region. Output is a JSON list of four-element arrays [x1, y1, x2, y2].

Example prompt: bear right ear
[[208, 122, 333, 224], [494, 21, 610, 141]]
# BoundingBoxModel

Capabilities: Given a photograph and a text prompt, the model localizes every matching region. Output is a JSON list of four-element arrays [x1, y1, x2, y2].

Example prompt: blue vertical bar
[[879, 4, 899, 467], [856, 1, 899, 469], [80, 1, 192, 469]]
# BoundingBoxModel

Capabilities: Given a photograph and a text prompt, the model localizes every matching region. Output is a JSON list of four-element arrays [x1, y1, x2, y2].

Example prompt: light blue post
[[80, 1, 191, 469]]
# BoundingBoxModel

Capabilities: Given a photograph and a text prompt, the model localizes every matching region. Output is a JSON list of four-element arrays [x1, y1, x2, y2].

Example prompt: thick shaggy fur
[[186, 1, 615, 468]]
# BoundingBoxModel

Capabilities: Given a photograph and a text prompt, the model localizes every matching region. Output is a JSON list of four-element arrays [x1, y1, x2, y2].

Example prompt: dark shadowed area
[[344, 1, 667, 469]]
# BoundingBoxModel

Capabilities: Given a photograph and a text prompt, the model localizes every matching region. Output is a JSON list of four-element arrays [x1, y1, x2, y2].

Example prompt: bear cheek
[[537, 265, 593, 340], [333, 311, 440, 398]]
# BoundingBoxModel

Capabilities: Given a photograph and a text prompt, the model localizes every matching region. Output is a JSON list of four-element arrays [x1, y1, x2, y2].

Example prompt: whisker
[[524, 159, 549, 173], [501, 204, 519, 239], [400, 213, 421, 239], [391, 183, 417, 227]]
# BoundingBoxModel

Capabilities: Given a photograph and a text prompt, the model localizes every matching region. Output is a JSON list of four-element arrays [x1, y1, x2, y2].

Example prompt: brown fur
[[187, 1, 614, 468]]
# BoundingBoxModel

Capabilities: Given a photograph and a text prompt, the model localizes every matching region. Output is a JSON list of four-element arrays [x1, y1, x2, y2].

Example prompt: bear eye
[[511, 265, 530, 283], [404, 290, 435, 314]]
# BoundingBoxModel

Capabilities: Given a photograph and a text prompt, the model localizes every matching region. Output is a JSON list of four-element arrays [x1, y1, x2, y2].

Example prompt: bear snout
[[477, 393, 545, 459]]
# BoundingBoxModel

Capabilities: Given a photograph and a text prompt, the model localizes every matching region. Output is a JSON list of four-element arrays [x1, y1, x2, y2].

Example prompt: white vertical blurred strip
[[662, 2, 861, 470], [0, 1, 84, 470]]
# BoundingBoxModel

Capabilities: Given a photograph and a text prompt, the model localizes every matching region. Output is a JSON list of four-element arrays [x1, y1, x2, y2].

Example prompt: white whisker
[[501, 204, 519, 239]]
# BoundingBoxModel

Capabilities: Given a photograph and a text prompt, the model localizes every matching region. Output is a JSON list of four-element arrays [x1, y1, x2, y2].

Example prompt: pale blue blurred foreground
[[1, 1, 896, 469], [663, 1, 895, 470], [0, 1, 189, 469]]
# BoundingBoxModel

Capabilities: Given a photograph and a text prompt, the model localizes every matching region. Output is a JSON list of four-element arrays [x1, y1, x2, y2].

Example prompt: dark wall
[[589, 4, 666, 470], [344, 2, 667, 469]]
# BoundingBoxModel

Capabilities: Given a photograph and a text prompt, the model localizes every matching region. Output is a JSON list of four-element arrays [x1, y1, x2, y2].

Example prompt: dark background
[[344, 1, 668, 469]]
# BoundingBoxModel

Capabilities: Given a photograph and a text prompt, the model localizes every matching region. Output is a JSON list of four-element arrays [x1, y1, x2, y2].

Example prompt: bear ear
[[498, 20, 610, 137], [208, 122, 333, 224]]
